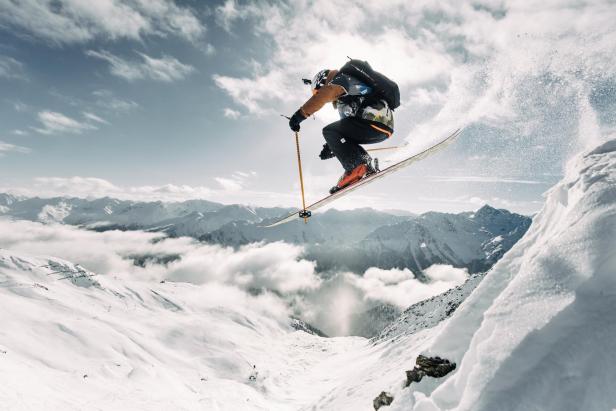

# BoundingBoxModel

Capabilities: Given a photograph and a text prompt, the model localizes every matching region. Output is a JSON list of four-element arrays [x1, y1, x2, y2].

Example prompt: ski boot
[[328, 157, 376, 195], [368, 157, 380, 175]]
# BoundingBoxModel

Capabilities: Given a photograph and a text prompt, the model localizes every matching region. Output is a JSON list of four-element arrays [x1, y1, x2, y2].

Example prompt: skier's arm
[[300, 84, 346, 117]]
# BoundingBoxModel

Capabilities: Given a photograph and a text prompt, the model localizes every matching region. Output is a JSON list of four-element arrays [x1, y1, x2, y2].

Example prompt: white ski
[[263, 128, 462, 228]]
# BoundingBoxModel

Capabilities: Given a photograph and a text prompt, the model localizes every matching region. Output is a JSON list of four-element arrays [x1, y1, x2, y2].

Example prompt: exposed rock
[[290, 317, 329, 337], [373, 391, 394, 410], [405, 355, 456, 387], [375, 273, 486, 342]]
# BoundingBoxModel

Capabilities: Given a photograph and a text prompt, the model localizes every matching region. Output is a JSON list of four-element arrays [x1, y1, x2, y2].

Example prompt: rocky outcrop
[[373, 391, 394, 410], [405, 355, 456, 387]]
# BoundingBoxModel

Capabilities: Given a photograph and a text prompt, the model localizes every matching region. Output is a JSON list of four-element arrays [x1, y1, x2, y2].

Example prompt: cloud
[[32, 176, 120, 195], [209, 0, 616, 182], [0, 55, 26, 80], [33, 111, 98, 135], [0, 0, 205, 45], [213, 69, 294, 115], [10, 177, 213, 202], [223, 108, 241, 119], [86, 50, 195, 82], [215, 0, 258, 32], [92, 89, 139, 113], [82, 112, 109, 125], [0, 218, 469, 336], [1, 175, 300, 207], [214, 177, 243, 191], [166, 241, 319, 293], [215, 171, 257, 192], [12, 101, 29, 112], [211, 3, 455, 115], [0, 141, 31, 156], [0, 218, 317, 296], [203, 43, 216, 56], [351, 265, 468, 309], [297, 264, 468, 336]]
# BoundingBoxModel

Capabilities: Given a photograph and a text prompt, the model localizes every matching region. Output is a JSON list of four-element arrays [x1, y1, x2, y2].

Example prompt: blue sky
[[1, 0, 614, 214]]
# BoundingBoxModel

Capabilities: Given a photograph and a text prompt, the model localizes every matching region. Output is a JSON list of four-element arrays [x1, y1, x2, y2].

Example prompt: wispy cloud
[[0, 141, 31, 156], [0, 0, 205, 45], [223, 108, 241, 119], [202, 43, 216, 56], [215, 171, 257, 192], [92, 90, 139, 113], [214, 177, 242, 191], [2, 175, 298, 208], [10, 100, 29, 112], [211, 2, 454, 116], [0, 55, 26, 80], [215, 0, 253, 32], [33, 111, 99, 135], [86, 50, 195, 82], [82, 112, 109, 125], [6, 176, 214, 202], [213, 69, 294, 115]]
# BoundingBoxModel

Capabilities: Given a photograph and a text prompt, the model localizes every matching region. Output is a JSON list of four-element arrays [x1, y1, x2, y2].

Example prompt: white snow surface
[[392, 139, 616, 410], [0, 248, 437, 410], [0, 140, 614, 410]]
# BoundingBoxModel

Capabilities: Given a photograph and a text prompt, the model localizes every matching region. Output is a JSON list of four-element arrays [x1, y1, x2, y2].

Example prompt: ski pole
[[294, 131, 310, 224], [366, 144, 408, 152]]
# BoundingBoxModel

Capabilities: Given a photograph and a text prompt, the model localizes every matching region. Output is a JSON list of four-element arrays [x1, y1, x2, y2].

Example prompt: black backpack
[[339, 59, 400, 110]]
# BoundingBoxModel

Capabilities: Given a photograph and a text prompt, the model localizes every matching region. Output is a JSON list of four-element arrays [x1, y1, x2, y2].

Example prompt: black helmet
[[311, 69, 330, 94]]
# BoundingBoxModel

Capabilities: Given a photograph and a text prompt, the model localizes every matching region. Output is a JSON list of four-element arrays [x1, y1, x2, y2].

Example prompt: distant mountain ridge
[[0, 193, 531, 274]]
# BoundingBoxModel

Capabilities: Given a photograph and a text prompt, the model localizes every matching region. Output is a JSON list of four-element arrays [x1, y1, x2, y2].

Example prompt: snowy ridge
[[352, 206, 530, 274], [387, 139, 616, 410], [375, 272, 486, 343]]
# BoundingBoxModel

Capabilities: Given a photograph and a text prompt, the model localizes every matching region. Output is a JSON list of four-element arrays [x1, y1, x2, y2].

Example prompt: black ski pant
[[322, 118, 389, 171]]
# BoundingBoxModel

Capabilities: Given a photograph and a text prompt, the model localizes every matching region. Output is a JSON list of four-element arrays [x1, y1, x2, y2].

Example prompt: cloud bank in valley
[[0, 219, 467, 336]]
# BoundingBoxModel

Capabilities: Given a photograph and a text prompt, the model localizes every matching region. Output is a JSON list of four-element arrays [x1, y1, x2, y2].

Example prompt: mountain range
[[0, 193, 532, 341], [0, 193, 531, 275]]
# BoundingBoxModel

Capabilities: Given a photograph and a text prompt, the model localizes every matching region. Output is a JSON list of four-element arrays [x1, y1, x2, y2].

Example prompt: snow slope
[[0, 248, 345, 410], [0, 247, 435, 411], [389, 139, 616, 410]]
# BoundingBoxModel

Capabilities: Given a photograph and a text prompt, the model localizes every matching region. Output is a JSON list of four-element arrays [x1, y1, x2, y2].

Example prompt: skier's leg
[[323, 118, 388, 171], [322, 120, 363, 171], [343, 120, 389, 168]]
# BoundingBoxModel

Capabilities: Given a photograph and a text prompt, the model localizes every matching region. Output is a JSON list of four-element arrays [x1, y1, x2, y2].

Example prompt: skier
[[288, 65, 395, 194]]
